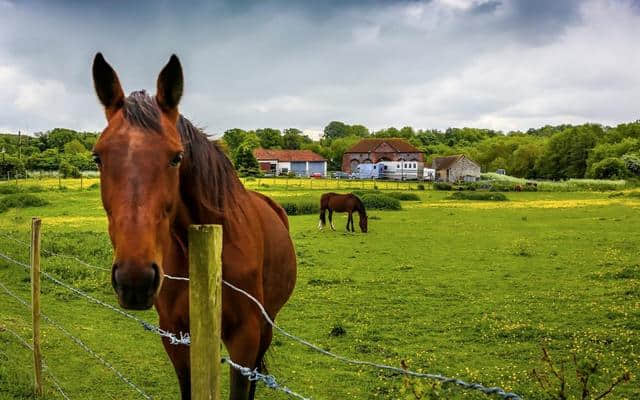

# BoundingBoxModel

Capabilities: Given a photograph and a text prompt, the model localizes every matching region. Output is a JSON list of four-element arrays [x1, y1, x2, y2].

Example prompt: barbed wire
[[1, 235, 523, 399], [0, 323, 70, 400], [222, 357, 310, 400], [0, 279, 152, 399], [0, 231, 110, 272], [0, 250, 190, 346]]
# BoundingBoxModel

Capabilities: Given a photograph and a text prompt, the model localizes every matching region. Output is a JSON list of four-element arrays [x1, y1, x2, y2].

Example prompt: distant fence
[[0, 222, 523, 400]]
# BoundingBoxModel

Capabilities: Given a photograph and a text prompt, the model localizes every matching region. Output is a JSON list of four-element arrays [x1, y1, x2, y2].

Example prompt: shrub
[[448, 191, 508, 201], [0, 185, 45, 194], [433, 182, 452, 191], [279, 200, 319, 216], [59, 160, 81, 178], [360, 193, 402, 210], [416, 184, 425, 191], [386, 192, 420, 201], [0, 194, 49, 213], [87, 183, 101, 190]]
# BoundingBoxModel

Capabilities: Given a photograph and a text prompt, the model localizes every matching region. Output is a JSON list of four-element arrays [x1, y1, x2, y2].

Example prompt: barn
[[341, 138, 424, 173], [432, 154, 481, 182], [253, 149, 327, 177]]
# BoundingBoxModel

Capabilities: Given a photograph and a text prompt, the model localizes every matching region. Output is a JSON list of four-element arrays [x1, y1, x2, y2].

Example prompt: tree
[[282, 128, 304, 150], [537, 125, 600, 179], [588, 157, 628, 179], [233, 140, 261, 177], [222, 128, 247, 153], [322, 121, 350, 143], [327, 135, 361, 170], [64, 139, 88, 155], [256, 128, 282, 149]]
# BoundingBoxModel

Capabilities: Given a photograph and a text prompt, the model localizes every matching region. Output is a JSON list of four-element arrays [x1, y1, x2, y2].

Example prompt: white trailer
[[376, 161, 424, 180], [423, 168, 436, 181]]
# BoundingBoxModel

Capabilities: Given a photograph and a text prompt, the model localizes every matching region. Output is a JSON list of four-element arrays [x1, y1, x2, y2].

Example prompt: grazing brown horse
[[318, 193, 368, 232], [91, 53, 297, 400]]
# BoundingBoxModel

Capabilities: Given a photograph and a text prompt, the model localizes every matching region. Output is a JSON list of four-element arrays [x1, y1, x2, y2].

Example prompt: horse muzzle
[[111, 261, 161, 310]]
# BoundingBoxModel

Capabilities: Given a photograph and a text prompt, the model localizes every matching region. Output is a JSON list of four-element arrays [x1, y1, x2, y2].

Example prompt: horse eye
[[92, 153, 101, 166], [169, 152, 183, 167]]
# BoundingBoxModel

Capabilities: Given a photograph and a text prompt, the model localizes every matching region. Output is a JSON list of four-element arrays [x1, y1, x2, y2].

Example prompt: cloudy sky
[[1, 0, 639, 138]]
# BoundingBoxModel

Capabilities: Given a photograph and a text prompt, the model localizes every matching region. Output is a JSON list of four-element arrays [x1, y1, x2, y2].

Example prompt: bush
[[416, 184, 425, 191], [0, 185, 45, 194], [386, 192, 420, 201], [448, 191, 508, 201], [360, 193, 402, 210], [59, 159, 80, 178], [0, 194, 49, 213], [279, 200, 319, 216], [433, 182, 452, 191], [87, 183, 100, 190]]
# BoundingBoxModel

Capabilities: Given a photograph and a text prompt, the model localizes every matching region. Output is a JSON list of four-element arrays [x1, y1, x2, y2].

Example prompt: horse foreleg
[[163, 335, 191, 399], [225, 316, 262, 400], [248, 324, 273, 400], [329, 210, 335, 230], [318, 208, 326, 230]]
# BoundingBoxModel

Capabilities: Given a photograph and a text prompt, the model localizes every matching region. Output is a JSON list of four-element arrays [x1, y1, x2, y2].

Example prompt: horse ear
[[156, 54, 183, 119], [92, 53, 125, 120]]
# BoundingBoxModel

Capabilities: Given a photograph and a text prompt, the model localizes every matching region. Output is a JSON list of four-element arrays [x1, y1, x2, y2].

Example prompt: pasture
[[0, 181, 639, 399]]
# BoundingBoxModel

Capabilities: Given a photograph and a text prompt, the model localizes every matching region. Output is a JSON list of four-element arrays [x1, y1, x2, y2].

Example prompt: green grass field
[[0, 182, 638, 399]]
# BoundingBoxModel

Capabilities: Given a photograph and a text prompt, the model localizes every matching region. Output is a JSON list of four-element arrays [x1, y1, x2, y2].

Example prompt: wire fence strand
[[0, 323, 71, 400], [0, 279, 152, 399], [0, 250, 190, 346], [1, 233, 524, 400]]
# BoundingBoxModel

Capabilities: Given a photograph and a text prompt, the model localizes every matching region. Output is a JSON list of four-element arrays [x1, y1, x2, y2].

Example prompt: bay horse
[[318, 193, 368, 233], [91, 53, 297, 400]]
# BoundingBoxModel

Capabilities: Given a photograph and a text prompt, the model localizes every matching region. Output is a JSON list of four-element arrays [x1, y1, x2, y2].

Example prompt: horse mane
[[122, 91, 244, 218]]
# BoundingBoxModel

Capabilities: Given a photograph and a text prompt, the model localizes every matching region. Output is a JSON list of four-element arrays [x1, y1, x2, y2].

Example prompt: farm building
[[253, 148, 327, 177], [341, 138, 424, 173], [432, 154, 481, 182]]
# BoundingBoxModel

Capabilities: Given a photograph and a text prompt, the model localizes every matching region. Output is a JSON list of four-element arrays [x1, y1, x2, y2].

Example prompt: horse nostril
[[150, 262, 161, 293]]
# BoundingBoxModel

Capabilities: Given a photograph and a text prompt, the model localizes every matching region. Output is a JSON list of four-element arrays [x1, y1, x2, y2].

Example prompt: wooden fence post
[[189, 224, 223, 400], [31, 217, 43, 396]]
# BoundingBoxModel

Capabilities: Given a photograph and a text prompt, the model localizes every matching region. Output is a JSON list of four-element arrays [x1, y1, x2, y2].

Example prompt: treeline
[[0, 128, 98, 177], [2, 120, 640, 180], [222, 120, 640, 180]]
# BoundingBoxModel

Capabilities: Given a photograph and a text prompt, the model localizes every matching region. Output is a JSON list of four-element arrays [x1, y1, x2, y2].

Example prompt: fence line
[[222, 357, 310, 400], [0, 324, 70, 400], [1, 233, 524, 400], [0, 231, 110, 272], [0, 279, 152, 399], [0, 250, 190, 346]]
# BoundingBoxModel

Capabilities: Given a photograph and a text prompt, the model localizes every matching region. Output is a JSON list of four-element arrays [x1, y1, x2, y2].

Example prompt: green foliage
[[256, 128, 283, 149], [433, 182, 453, 191], [385, 192, 420, 201], [278, 200, 319, 215], [233, 140, 261, 177], [0, 193, 49, 213], [360, 193, 402, 210], [448, 191, 508, 201], [59, 159, 80, 178], [589, 157, 629, 179]]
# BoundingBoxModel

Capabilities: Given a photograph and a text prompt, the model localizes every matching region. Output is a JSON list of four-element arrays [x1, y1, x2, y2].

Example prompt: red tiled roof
[[345, 138, 421, 153], [253, 148, 326, 162]]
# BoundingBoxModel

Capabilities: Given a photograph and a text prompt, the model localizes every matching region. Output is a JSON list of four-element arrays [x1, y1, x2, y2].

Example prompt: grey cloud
[[0, 0, 638, 136]]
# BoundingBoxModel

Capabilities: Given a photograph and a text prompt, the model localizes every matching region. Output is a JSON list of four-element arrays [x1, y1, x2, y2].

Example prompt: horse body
[[92, 53, 296, 400], [319, 192, 368, 232]]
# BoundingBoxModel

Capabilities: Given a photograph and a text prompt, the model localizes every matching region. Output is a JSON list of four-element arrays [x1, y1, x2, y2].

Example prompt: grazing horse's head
[[92, 53, 185, 310], [359, 213, 368, 233]]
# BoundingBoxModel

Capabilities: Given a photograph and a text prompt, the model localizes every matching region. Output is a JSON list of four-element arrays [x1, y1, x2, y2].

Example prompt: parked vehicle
[[350, 161, 425, 180], [332, 171, 350, 179], [310, 172, 324, 178], [423, 168, 436, 181]]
